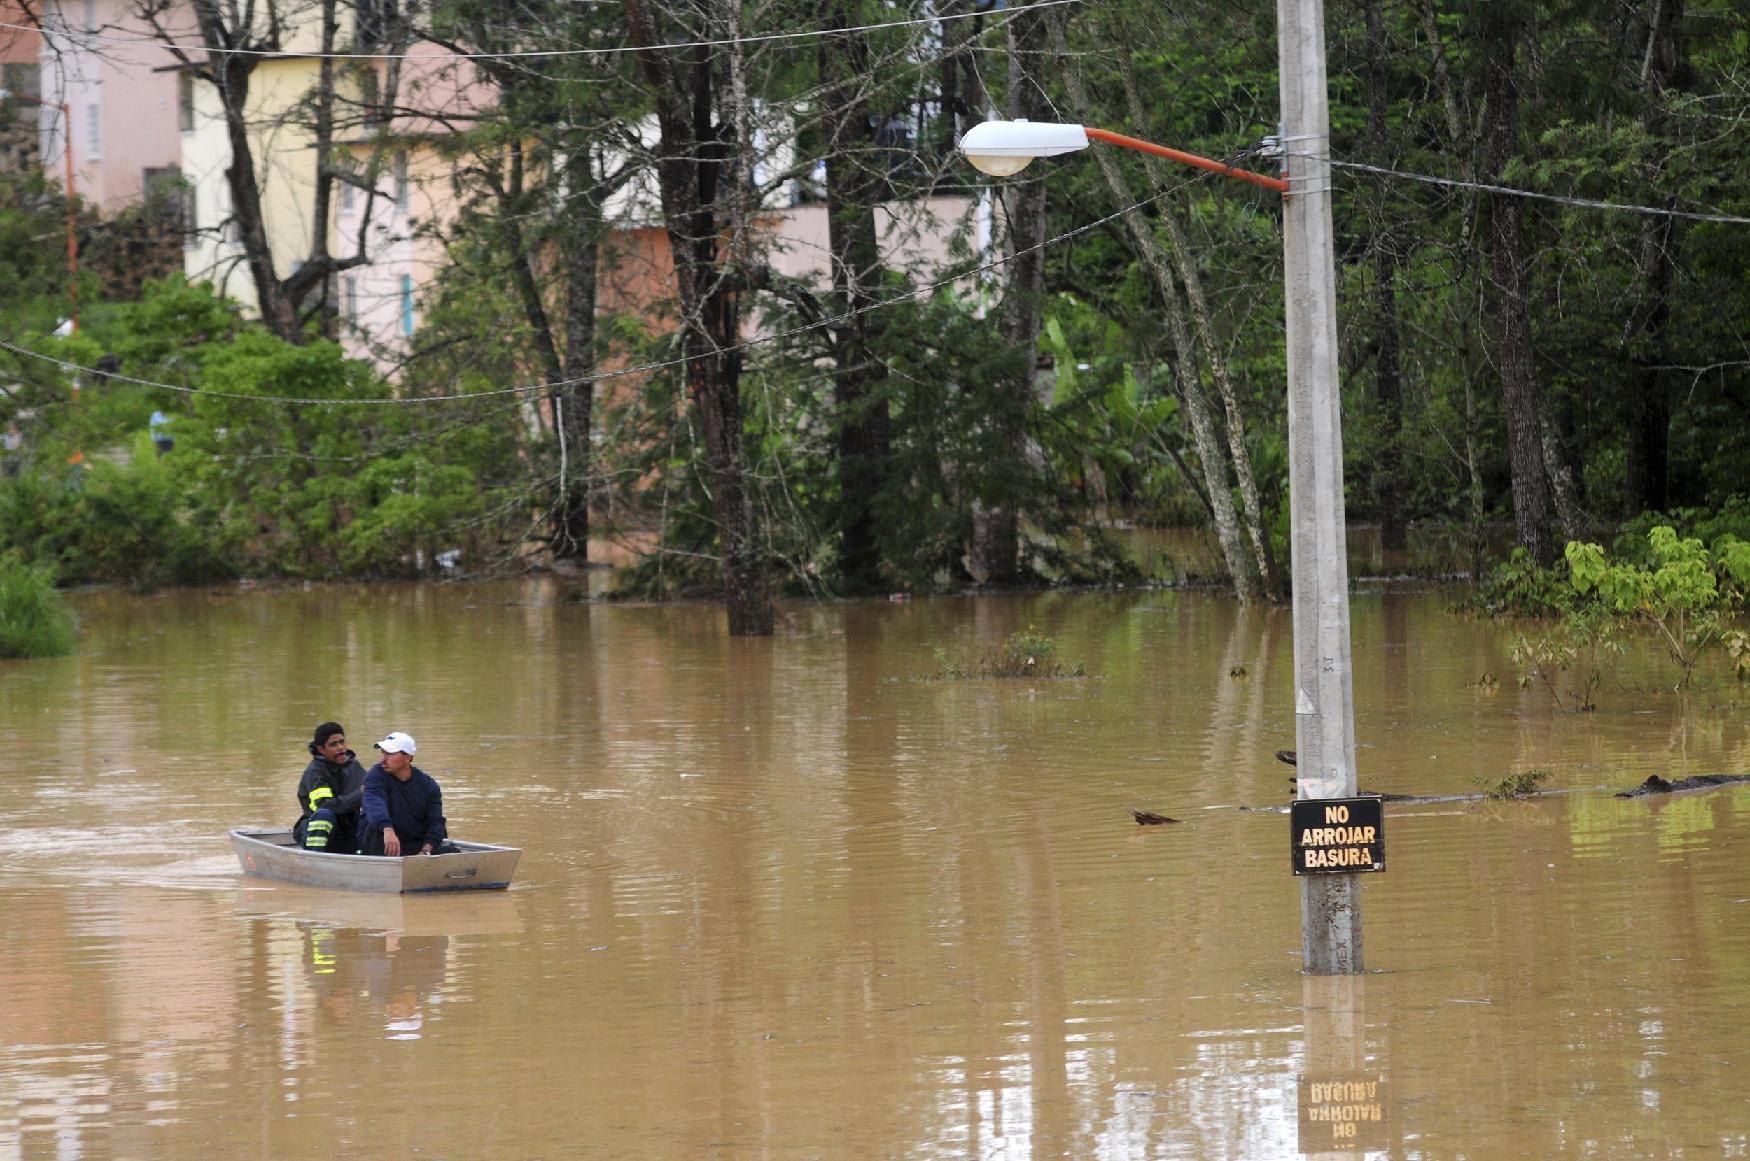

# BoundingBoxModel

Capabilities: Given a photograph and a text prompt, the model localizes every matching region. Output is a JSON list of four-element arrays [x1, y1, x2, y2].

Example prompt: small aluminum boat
[[230, 828, 521, 893]]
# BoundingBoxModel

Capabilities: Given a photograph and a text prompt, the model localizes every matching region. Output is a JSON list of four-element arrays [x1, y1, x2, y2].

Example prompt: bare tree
[[624, 0, 771, 634], [136, 0, 404, 343]]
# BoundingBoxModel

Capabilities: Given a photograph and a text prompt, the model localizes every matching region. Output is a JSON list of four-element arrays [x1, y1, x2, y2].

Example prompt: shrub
[[0, 554, 76, 659], [932, 627, 1087, 679]]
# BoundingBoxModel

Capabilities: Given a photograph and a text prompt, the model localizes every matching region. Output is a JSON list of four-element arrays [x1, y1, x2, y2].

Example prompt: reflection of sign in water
[[1298, 1075, 1387, 1152], [1291, 797, 1385, 875]]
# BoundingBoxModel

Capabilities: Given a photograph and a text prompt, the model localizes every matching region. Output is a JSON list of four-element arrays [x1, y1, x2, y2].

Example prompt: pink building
[[34, 0, 184, 212], [333, 43, 493, 365], [0, 2, 42, 170]]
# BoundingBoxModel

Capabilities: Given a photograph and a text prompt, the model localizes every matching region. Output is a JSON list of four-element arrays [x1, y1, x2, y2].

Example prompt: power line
[[3, 0, 1083, 62], [0, 171, 1208, 408], [1297, 151, 1750, 226]]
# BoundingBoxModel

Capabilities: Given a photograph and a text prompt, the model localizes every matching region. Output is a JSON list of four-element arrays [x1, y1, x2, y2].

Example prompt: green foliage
[[932, 627, 1086, 679], [0, 553, 76, 659], [1, 279, 525, 583], [1479, 768, 1552, 801], [1566, 527, 1743, 688], [1467, 548, 1576, 617], [1510, 605, 1620, 711], [0, 170, 92, 336], [1493, 526, 1748, 697], [0, 434, 234, 587]]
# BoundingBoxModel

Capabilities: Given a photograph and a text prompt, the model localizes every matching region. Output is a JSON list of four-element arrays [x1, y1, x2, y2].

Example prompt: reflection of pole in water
[[1298, 975, 1387, 1157]]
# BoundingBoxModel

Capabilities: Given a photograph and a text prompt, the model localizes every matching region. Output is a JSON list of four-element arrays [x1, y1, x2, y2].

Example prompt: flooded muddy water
[[2, 581, 1747, 1159]]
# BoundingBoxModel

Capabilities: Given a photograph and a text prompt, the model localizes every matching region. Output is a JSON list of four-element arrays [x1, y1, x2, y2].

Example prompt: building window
[[2, 63, 41, 107], [360, 69, 386, 127], [85, 104, 101, 160], [177, 72, 195, 133], [394, 151, 409, 211], [181, 186, 198, 246], [343, 276, 358, 322], [337, 154, 356, 213], [355, 0, 388, 49], [142, 166, 195, 242], [400, 274, 414, 335]]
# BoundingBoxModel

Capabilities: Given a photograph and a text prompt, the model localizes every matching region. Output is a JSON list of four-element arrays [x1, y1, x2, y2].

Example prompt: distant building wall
[[0, 2, 42, 172], [35, 0, 181, 212]]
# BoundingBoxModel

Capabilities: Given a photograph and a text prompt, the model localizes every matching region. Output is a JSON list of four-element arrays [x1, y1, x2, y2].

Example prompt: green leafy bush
[[1465, 548, 1576, 617], [0, 554, 76, 659], [1480, 768, 1552, 800], [1567, 527, 1748, 688], [932, 627, 1086, 679]]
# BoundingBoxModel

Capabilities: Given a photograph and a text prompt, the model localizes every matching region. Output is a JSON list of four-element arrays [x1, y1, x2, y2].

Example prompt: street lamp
[[959, 118, 1289, 193], [0, 87, 79, 333], [961, 106, 1362, 976]]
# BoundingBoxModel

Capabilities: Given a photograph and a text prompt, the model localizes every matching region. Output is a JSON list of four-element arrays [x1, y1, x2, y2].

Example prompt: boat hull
[[230, 828, 520, 893]]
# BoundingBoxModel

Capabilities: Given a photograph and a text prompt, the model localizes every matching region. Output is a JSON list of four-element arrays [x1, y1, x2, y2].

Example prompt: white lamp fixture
[[959, 119, 1090, 177]]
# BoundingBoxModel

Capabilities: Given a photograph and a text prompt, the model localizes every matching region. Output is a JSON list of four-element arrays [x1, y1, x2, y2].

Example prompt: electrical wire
[[1287, 149, 1750, 226], [2, 0, 1085, 62], [0, 171, 1208, 408]]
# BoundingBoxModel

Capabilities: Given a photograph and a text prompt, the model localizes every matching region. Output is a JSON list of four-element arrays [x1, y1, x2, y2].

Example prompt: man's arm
[[295, 765, 321, 812], [420, 777, 447, 853], [362, 768, 399, 855], [331, 760, 367, 816]]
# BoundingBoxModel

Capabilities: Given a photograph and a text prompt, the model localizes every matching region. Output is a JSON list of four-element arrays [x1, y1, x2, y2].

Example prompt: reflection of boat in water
[[230, 828, 521, 893], [233, 882, 525, 937]]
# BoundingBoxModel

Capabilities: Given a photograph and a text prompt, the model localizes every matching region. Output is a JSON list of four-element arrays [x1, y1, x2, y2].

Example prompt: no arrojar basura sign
[[1291, 796, 1385, 875]]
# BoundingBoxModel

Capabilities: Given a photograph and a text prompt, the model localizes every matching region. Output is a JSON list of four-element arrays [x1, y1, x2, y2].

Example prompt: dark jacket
[[293, 751, 367, 840], [362, 762, 447, 852]]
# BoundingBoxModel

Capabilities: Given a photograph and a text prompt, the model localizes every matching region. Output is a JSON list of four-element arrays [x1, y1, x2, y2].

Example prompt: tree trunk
[[554, 147, 601, 562], [935, 0, 985, 159], [1365, 0, 1406, 553], [210, 52, 298, 340], [1625, 0, 1686, 516], [625, 0, 772, 635], [974, 4, 1051, 586], [154, 0, 391, 345], [1479, 1, 1557, 566], [821, 0, 892, 594], [1048, 16, 1256, 601]]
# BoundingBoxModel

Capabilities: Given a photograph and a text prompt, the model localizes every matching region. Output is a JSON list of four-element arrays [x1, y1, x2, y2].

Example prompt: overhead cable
[[1295, 150, 1750, 226], [1, 0, 1083, 62], [0, 171, 1207, 408]]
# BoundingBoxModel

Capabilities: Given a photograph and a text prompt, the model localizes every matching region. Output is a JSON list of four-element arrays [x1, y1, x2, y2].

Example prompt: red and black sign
[[1291, 796, 1385, 875]]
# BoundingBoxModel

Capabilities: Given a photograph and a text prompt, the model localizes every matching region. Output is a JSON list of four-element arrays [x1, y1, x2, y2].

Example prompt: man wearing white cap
[[361, 731, 451, 857]]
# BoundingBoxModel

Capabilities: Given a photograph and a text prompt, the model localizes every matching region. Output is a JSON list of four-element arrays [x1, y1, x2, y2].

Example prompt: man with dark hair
[[294, 722, 367, 853], [361, 731, 453, 857]]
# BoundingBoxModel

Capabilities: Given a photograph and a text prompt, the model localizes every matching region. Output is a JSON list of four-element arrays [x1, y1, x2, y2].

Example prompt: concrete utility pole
[[1279, 0, 1363, 974]]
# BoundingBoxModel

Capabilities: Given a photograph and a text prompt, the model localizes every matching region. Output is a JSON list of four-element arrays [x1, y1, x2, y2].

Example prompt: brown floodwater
[[2, 580, 1748, 1160]]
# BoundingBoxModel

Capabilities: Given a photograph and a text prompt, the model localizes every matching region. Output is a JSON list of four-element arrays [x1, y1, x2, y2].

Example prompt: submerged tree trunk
[[1626, 0, 1687, 516], [1050, 15, 1257, 602], [821, 0, 892, 593], [1365, 0, 1407, 553], [973, 4, 1051, 585], [625, 0, 771, 635], [1478, 0, 1557, 566], [1106, 49, 1276, 598], [554, 147, 601, 562]]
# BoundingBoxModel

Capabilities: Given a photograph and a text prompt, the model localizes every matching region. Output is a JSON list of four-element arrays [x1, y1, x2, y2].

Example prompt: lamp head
[[959, 119, 1090, 177]]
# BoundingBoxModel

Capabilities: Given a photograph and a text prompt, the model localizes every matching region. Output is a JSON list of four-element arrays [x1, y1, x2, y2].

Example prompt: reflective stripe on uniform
[[306, 818, 333, 849], [307, 786, 335, 810]]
